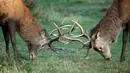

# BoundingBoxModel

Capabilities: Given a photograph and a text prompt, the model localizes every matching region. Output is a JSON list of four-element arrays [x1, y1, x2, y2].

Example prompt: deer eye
[[40, 30, 45, 38], [40, 30, 45, 35], [98, 45, 103, 52], [99, 47, 102, 51]]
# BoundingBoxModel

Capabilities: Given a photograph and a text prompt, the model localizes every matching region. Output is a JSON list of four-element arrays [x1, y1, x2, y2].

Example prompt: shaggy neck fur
[[90, 0, 130, 43]]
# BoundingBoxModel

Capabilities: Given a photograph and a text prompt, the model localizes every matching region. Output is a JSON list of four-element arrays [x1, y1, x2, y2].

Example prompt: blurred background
[[0, 0, 130, 73]]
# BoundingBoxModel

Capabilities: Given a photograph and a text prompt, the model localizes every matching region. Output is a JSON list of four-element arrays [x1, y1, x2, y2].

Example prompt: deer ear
[[96, 32, 100, 38], [92, 32, 100, 40], [40, 29, 49, 37], [40, 29, 46, 37], [94, 32, 101, 40]]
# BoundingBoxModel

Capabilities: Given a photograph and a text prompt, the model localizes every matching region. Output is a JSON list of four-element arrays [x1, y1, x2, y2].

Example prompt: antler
[[50, 22, 73, 43], [49, 24, 71, 36], [61, 35, 91, 59], [66, 20, 92, 59], [70, 20, 91, 41], [48, 18, 72, 51], [49, 18, 70, 36], [48, 19, 92, 59]]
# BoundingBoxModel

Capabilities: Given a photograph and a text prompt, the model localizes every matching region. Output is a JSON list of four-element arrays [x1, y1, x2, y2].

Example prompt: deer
[[51, 0, 130, 62], [69, 0, 130, 61], [87, 0, 130, 62], [0, 0, 63, 60]]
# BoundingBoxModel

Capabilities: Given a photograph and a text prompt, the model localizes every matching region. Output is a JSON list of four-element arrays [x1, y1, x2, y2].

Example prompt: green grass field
[[0, 0, 130, 73]]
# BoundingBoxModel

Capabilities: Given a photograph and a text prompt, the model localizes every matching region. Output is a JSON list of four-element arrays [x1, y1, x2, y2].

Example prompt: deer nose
[[105, 57, 111, 61], [41, 39, 49, 47], [44, 39, 49, 44], [30, 52, 36, 60], [42, 45, 44, 47]]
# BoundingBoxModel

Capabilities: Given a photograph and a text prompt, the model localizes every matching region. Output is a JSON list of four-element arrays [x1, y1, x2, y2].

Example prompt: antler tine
[[49, 25, 71, 36], [60, 17, 72, 30], [84, 33, 91, 41], [49, 23, 62, 36], [71, 20, 91, 41], [70, 20, 85, 37], [61, 17, 68, 24], [60, 25, 72, 29], [49, 22, 70, 45], [62, 36, 85, 45], [53, 22, 62, 36], [69, 22, 76, 36], [63, 36, 85, 44], [50, 18, 71, 36], [49, 23, 62, 45]]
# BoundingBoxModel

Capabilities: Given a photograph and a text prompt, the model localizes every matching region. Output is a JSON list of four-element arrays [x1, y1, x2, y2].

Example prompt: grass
[[0, 0, 130, 73]]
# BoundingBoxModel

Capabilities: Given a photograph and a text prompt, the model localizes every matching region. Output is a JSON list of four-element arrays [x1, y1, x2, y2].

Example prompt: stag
[[66, 0, 130, 61], [51, 0, 130, 61], [0, 0, 62, 60]]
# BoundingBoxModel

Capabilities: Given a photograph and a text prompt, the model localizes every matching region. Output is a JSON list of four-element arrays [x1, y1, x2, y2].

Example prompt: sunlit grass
[[0, 0, 129, 73]]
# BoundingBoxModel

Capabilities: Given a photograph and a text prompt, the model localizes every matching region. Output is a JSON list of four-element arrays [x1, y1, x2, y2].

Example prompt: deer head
[[90, 32, 111, 60], [65, 21, 111, 60], [27, 29, 50, 60]]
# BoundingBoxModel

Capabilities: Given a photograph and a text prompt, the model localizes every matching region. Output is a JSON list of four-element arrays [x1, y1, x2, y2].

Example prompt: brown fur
[[90, 0, 122, 42], [23, 0, 34, 8], [0, 0, 48, 60], [89, 0, 130, 61]]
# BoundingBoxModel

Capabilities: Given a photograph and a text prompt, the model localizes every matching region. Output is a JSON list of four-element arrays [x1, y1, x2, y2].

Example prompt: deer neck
[[90, 0, 123, 43]]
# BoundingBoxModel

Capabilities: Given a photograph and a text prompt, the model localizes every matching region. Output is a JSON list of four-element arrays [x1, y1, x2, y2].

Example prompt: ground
[[0, 0, 130, 73]]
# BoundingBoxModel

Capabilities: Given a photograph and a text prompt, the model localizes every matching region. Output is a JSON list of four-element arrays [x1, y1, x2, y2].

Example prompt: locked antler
[[49, 23, 69, 44], [64, 20, 92, 58], [48, 20, 93, 59], [70, 20, 91, 41], [48, 18, 71, 51], [49, 18, 71, 44]]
